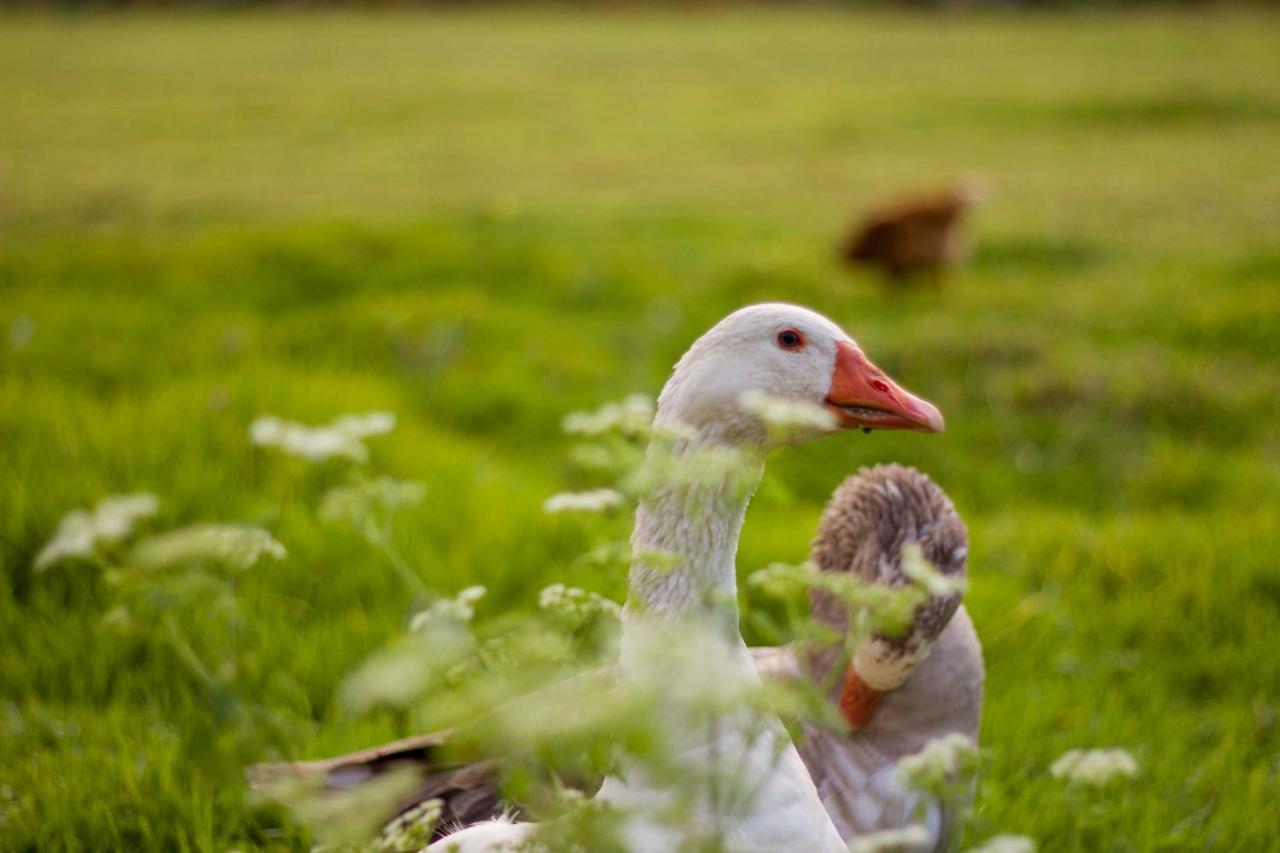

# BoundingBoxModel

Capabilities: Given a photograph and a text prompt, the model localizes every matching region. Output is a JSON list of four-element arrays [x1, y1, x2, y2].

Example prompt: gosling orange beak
[[839, 663, 885, 732], [825, 341, 944, 434]]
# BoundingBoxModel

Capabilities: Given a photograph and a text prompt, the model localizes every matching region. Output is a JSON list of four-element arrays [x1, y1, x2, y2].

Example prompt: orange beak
[[825, 341, 944, 434], [839, 663, 885, 732]]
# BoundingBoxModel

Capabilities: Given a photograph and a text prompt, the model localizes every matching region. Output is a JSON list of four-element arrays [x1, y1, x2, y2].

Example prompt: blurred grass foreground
[[2, 7, 1280, 851]]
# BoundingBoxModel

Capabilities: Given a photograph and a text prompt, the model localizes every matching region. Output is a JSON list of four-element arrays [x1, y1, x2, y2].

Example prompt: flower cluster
[[131, 524, 286, 571], [543, 489, 624, 514], [749, 559, 924, 640], [739, 389, 836, 436], [538, 583, 622, 621], [250, 411, 396, 463], [35, 493, 159, 569], [375, 798, 443, 852], [562, 394, 653, 437], [1049, 748, 1138, 787], [321, 477, 426, 532], [895, 733, 980, 794], [409, 586, 487, 633]]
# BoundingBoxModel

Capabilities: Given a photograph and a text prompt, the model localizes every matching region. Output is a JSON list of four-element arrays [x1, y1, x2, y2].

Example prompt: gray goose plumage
[[763, 463, 984, 849]]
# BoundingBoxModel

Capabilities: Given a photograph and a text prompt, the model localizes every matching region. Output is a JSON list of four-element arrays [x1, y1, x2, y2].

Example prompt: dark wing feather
[[248, 731, 510, 842]]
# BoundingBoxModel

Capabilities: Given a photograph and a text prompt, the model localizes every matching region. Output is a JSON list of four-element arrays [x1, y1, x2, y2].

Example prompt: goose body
[[783, 607, 983, 847], [259, 305, 951, 851], [761, 465, 984, 849], [433, 304, 929, 851], [253, 468, 981, 850]]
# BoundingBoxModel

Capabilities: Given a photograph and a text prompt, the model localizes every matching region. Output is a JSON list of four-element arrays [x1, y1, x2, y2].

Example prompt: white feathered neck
[[603, 309, 849, 852], [625, 303, 848, 620]]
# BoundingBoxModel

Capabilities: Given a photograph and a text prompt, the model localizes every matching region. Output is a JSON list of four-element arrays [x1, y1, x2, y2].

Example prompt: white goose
[[254, 467, 981, 851], [425, 303, 944, 851]]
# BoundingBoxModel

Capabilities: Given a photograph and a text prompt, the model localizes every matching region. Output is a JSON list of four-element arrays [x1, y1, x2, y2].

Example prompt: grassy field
[[3, 8, 1280, 850]]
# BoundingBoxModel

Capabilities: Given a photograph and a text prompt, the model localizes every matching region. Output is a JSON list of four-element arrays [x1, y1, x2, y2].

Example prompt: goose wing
[[248, 732, 508, 843]]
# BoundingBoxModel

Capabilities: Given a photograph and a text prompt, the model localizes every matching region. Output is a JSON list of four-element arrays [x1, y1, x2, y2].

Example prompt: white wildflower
[[88, 494, 158, 540], [250, 416, 365, 462], [34, 512, 96, 568], [848, 825, 932, 853], [249, 410, 397, 463], [321, 477, 426, 530], [34, 493, 159, 569], [739, 389, 836, 435], [331, 411, 397, 438], [543, 489, 624, 514], [282, 429, 363, 462], [1049, 748, 1138, 787], [966, 835, 1037, 853], [248, 415, 287, 446], [652, 419, 700, 443], [895, 733, 979, 793], [376, 798, 443, 852], [539, 583, 622, 620], [562, 394, 653, 436], [131, 525, 286, 570], [410, 586, 487, 632]]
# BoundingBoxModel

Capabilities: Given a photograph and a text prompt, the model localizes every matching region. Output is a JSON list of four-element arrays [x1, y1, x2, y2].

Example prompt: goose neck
[[626, 440, 763, 621]]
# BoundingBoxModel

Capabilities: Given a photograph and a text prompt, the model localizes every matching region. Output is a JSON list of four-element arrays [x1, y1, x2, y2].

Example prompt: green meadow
[[2, 9, 1279, 850]]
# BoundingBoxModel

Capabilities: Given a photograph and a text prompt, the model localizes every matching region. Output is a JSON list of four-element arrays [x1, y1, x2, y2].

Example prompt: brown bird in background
[[839, 178, 987, 285]]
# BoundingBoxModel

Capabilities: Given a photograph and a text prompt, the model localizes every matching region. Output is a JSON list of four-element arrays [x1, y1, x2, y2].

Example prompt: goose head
[[655, 303, 944, 448], [808, 464, 969, 731]]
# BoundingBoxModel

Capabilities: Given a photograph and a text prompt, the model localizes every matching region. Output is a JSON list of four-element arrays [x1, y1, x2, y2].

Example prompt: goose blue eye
[[776, 330, 804, 350]]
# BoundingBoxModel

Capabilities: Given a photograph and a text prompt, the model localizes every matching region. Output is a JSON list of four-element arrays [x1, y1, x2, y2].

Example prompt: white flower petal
[[410, 586, 488, 632], [34, 494, 158, 570], [251, 412, 398, 463], [92, 493, 159, 542], [562, 395, 653, 436], [543, 489, 624, 514], [132, 524, 286, 570], [1050, 748, 1138, 786], [966, 835, 1037, 853], [739, 389, 836, 433], [332, 411, 397, 438], [34, 512, 97, 569], [249, 416, 287, 447], [895, 732, 979, 791], [849, 826, 933, 853]]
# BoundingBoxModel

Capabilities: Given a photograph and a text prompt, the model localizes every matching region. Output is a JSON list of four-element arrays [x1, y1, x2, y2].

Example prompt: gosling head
[[808, 464, 968, 731]]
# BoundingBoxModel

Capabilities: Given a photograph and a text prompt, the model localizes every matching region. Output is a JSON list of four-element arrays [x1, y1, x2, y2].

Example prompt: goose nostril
[[870, 379, 890, 394]]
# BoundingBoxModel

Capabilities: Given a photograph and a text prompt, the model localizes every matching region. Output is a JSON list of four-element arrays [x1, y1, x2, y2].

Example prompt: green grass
[[2, 8, 1279, 851]]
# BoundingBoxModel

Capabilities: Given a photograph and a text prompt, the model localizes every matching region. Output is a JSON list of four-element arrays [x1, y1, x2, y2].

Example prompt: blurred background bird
[[839, 176, 988, 287]]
